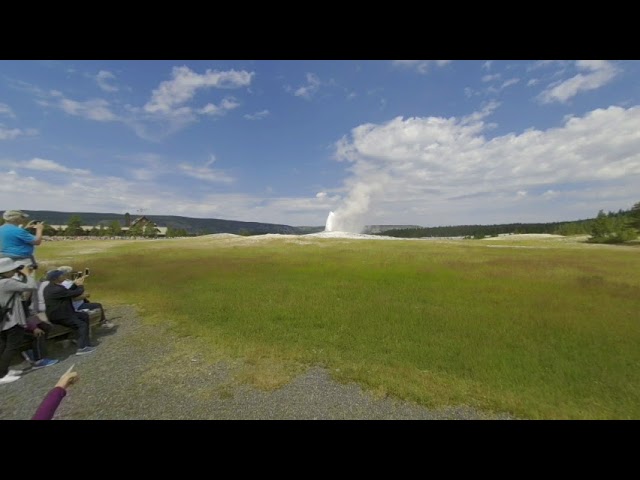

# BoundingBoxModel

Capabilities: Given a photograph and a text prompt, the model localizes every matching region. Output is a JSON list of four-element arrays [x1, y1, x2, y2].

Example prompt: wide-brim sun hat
[[0, 257, 26, 274], [2, 210, 29, 221]]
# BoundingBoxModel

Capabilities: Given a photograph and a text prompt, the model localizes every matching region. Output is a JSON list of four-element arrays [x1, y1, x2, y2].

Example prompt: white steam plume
[[324, 176, 387, 232]]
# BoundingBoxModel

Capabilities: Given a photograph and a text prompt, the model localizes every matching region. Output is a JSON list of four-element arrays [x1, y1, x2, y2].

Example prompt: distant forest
[[378, 204, 640, 242]]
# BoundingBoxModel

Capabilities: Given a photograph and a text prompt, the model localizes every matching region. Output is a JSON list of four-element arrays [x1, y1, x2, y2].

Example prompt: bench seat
[[20, 310, 103, 351]]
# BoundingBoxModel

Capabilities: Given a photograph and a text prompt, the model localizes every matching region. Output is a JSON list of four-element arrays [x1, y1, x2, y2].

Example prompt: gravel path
[[0, 305, 514, 420]]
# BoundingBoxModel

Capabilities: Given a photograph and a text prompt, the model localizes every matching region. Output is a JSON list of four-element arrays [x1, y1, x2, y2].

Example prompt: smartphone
[[84, 268, 90, 277]]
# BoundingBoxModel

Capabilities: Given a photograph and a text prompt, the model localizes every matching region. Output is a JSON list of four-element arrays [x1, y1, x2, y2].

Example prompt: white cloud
[[0, 103, 15, 118], [482, 74, 501, 82], [24, 158, 90, 175], [294, 73, 322, 100], [52, 97, 119, 122], [0, 170, 165, 215], [482, 61, 493, 70], [117, 153, 168, 181], [501, 78, 520, 89], [474, 76, 519, 97], [129, 168, 158, 181], [464, 87, 478, 98], [2, 157, 90, 175], [119, 152, 231, 184], [527, 78, 539, 87], [0, 126, 37, 140], [95, 70, 118, 92], [0, 155, 338, 226], [527, 60, 567, 72], [0, 127, 23, 140], [329, 104, 640, 230], [198, 97, 240, 116], [178, 160, 234, 184], [391, 60, 452, 74], [538, 60, 620, 104], [244, 109, 270, 120], [144, 66, 253, 115], [31, 67, 251, 140]]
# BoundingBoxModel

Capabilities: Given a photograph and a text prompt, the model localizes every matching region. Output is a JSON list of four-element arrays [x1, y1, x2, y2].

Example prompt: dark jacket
[[43, 282, 84, 322]]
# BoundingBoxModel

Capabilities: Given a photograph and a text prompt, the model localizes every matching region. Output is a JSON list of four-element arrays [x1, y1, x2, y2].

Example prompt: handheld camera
[[71, 268, 90, 280]]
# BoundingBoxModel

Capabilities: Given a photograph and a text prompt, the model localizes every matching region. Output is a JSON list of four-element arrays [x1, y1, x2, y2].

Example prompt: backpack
[[0, 278, 17, 323], [0, 293, 16, 323]]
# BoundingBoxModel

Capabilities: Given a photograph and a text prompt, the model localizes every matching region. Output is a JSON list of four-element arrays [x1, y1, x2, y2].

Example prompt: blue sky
[[1, 60, 639, 231]]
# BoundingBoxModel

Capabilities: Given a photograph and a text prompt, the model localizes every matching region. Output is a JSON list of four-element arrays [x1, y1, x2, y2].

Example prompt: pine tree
[[107, 220, 122, 236], [65, 215, 84, 236], [143, 223, 157, 238], [630, 201, 640, 230], [128, 223, 144, 237]]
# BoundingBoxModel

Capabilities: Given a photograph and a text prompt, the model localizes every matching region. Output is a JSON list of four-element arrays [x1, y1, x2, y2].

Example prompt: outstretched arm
[[32, 366, 78, 420]]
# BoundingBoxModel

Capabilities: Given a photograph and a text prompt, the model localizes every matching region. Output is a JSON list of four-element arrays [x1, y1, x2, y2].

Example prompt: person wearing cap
[[56, 266, 114, 329], [0, 210, 44, 268], [0, 258, 38, 384], [43, 270, 96, 356]]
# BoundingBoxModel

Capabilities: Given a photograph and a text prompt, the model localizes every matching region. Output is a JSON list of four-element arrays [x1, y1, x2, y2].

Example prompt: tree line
[[0, 214, 189, 238], [378, 202, 640, 244]]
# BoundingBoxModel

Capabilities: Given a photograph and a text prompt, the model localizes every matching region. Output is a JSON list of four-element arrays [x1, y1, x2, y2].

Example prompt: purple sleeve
[[32, 387, 67, 420], [26, 315, 41, 332]]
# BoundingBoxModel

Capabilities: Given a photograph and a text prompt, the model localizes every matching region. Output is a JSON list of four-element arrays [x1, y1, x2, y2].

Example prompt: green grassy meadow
[[38, 235, 640, 419]]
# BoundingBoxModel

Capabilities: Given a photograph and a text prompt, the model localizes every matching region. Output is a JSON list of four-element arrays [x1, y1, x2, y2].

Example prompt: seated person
[[57, 266, 113, 329], [21, 316, 59, 369], [43, 270, 96, 356], [13, 272, 58, 369]]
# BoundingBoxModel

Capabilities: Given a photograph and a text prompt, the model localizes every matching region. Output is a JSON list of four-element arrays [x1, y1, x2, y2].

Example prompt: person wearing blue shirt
[[0, 210, 44, 267]]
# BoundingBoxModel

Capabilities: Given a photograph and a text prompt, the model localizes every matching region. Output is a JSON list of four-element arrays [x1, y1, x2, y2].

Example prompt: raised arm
[[45, 284, 85, 300], [5, 268, 38, 293], [23, 221, 44, 246]]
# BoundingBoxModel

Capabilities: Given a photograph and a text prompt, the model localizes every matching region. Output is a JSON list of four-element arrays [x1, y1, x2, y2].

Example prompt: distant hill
[[20, 210, 324, 236]]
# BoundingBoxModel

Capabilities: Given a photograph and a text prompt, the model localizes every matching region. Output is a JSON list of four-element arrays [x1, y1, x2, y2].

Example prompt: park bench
[[19, 309, 103, 352]]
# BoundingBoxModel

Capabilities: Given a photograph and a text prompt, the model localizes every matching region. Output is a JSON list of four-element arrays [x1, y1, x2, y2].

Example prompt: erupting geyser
[[325, 211, 336, 232]]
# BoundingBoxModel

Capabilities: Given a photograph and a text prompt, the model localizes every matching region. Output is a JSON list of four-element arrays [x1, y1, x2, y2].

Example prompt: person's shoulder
[[11, 227, 33, 238], [0, 277, 25, 289]]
